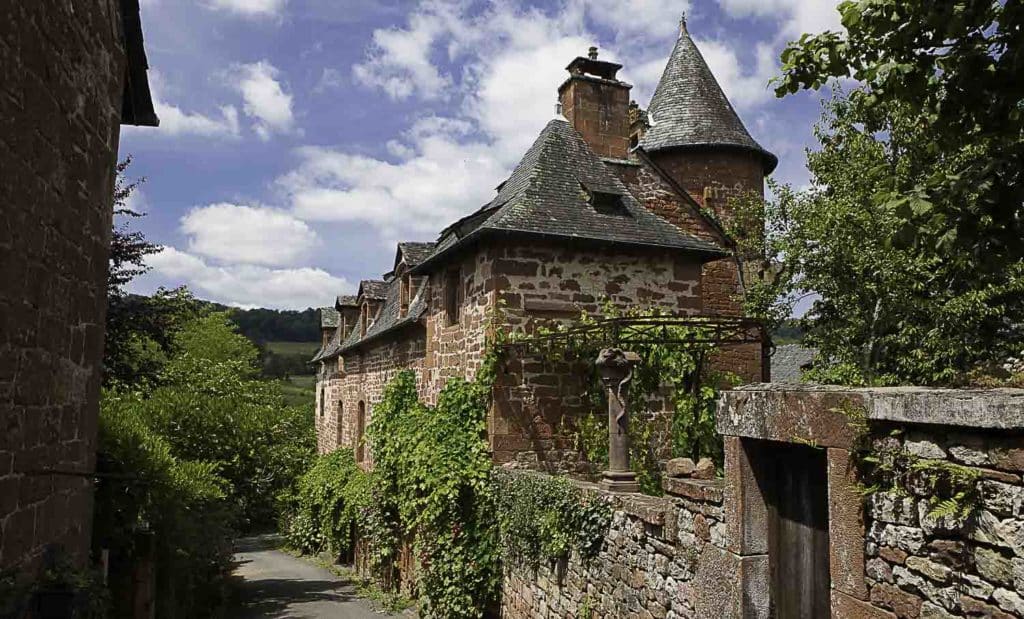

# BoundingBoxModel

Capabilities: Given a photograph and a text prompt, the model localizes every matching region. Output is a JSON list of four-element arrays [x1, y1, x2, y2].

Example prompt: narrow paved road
[[231, 535, 397, 619]]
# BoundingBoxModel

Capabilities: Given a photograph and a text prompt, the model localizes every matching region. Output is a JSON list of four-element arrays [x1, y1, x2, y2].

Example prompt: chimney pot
[[588, 46, 598, 60]]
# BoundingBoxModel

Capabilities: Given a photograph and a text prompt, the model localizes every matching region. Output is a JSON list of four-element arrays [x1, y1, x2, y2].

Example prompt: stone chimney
[[558, 46, 632, 159]]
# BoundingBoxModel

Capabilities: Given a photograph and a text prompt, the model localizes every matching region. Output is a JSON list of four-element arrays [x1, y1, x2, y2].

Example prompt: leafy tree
[[776, 0, 1024, 265], [104, 158, 200, 386], [121, 313, 316, 529], [738, 95, 1024, 385], [749, 1, 1024, 385]]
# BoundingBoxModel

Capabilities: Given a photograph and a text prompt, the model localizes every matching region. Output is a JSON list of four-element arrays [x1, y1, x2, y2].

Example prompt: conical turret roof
[[639, 20, 778, 174]]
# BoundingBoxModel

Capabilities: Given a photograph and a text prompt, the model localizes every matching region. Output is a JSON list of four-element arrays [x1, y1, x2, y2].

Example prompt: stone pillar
[[596, 348, 641, 493]]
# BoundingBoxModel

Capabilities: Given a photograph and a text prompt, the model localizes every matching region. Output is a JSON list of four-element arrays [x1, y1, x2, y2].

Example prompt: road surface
[[231, 535, 398, 618]]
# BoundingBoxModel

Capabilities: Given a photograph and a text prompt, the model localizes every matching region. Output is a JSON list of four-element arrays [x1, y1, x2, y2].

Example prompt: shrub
[[94, 392, 234, 619]]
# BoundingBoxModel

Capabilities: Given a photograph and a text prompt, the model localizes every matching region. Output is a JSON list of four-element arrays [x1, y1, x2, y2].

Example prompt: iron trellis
[[500, 314, 772, 381]]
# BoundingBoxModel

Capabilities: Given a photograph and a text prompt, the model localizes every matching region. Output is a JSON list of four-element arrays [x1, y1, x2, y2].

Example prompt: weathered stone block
[[723, 437, 768, 556], [666, 457, 696, 478], [832, 589, 897, 618], [869, 582, 922, 619], [829, 448, 869, 600]]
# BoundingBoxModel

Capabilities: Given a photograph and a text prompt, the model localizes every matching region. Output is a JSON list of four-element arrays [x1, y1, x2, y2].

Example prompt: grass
[[279, 375, 316, 407], [264, 340, 321, 356]]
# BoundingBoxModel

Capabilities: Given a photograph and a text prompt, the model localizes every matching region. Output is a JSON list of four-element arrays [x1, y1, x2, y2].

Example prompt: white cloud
[[128, 72, 240, 138], [143, 246, 347, 310], [281, 3, 603, 242], [351, 6, 454, 100], [205, 0, 287, 18], [694, 38, 777, 111], [285, 0, 796, 246], [231, 61, 295, 140], [716, 0, 843, 39], [154, 100, 240, 137], [180, 203, 318, 266], [583, 0, 689, 41]]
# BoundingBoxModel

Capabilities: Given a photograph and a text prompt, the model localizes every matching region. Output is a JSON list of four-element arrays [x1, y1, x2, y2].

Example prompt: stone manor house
[[312, 20, 777, 464]]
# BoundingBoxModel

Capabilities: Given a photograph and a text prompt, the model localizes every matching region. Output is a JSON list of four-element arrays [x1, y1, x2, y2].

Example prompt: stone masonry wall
[[504, 388, 1024, 619], [717, 386, 1024, 619], [500, 473, 765, 619], [321, 238, 711, 472], [487, 240, 703, 470], [0, 1, 126, 573], [863, 425, 1024, 618], [317, 334, 426, 456], [618, 159, 762, 383]]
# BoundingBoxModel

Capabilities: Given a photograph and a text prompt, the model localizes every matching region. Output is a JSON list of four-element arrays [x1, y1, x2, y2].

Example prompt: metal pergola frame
[[499, 314, 772, 381]]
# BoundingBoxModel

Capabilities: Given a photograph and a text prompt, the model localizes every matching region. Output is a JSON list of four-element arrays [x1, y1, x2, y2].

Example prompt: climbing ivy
[[367, 370, 499, 618], [837, 403, 984, 520], [493, 471, 611, 567]]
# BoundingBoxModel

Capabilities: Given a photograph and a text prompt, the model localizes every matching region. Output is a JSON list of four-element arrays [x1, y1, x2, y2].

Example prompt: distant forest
[[224, 306, 321, 343]]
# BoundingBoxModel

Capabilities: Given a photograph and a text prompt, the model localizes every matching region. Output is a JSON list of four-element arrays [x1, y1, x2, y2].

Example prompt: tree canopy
[[748, 1, 1024, 385]]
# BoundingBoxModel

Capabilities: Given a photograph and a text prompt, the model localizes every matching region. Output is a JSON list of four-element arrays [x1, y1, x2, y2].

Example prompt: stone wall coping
[[720, 384, 1024, 438], [502, 469, 672, 525], [662, 477, 724, 504]]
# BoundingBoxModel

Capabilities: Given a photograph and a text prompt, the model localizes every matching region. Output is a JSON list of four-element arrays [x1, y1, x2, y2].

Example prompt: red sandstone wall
[[0, 1, 126, 573], [485, 240, 704, 468], [619, 158, 765, 383]]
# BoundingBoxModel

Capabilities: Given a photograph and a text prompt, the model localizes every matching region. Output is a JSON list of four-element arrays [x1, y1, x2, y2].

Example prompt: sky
[[122, 0, 843, 310]]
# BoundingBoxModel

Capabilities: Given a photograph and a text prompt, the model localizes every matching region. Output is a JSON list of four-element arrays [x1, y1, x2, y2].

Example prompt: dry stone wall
[[0, 0, 126, 573], [863, 425, 1024, 618], [500, 473, 766, 619]]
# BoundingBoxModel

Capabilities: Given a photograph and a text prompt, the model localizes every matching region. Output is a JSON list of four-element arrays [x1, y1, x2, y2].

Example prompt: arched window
[[355, 401, 366, 463], [336, 401, 344, 447]]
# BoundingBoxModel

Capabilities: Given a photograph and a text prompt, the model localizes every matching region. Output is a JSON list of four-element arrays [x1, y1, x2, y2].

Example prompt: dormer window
[[400, 274, 411, 318], [580, 182, 630, 217], [445, 267, 461, 326]]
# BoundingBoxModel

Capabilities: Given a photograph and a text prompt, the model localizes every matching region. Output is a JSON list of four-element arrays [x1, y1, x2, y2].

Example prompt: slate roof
[[414, 119, 726, 273], [396, 242, 436, 268], [320, 307, 339, 329], [336, 295, 358, 308], [358, 280, 388, 301], [770, 344, 817, 383], [639, 26, 777, 174], [121, 0, 159, 127], [316, 276, 428, 359]]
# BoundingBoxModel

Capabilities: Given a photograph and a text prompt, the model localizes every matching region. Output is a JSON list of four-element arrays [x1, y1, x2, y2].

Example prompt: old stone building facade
[[313, 19, 776, 466], [0, 0, 157, 575]]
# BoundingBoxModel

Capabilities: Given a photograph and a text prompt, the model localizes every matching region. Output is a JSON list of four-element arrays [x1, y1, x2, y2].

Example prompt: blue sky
[[122, 0, 842, 310]]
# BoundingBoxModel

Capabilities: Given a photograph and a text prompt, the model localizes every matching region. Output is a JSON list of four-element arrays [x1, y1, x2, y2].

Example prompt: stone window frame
[[444, 266, 462, 327], [355, 401, 367, 463], [400, 273, 411, 318], [336, 400, 344, 448]]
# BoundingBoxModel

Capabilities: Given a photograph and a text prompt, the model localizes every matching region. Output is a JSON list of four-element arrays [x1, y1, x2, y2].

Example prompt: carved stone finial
[[679, 12, 688, 35]]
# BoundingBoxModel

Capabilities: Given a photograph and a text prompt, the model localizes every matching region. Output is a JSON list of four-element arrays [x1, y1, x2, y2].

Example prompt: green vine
[[530, 305, 736, 493], [493, 471, 612, 568], [837, 403, 984, 519]]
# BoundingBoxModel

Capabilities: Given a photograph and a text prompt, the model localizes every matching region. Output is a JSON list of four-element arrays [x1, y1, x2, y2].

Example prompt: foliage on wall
[[529, 307, 736, 493]]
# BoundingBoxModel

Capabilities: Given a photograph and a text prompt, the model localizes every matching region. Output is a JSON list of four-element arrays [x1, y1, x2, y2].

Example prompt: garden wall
[[502, 386, 1024, 618], [500, 472, 763, 618]]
